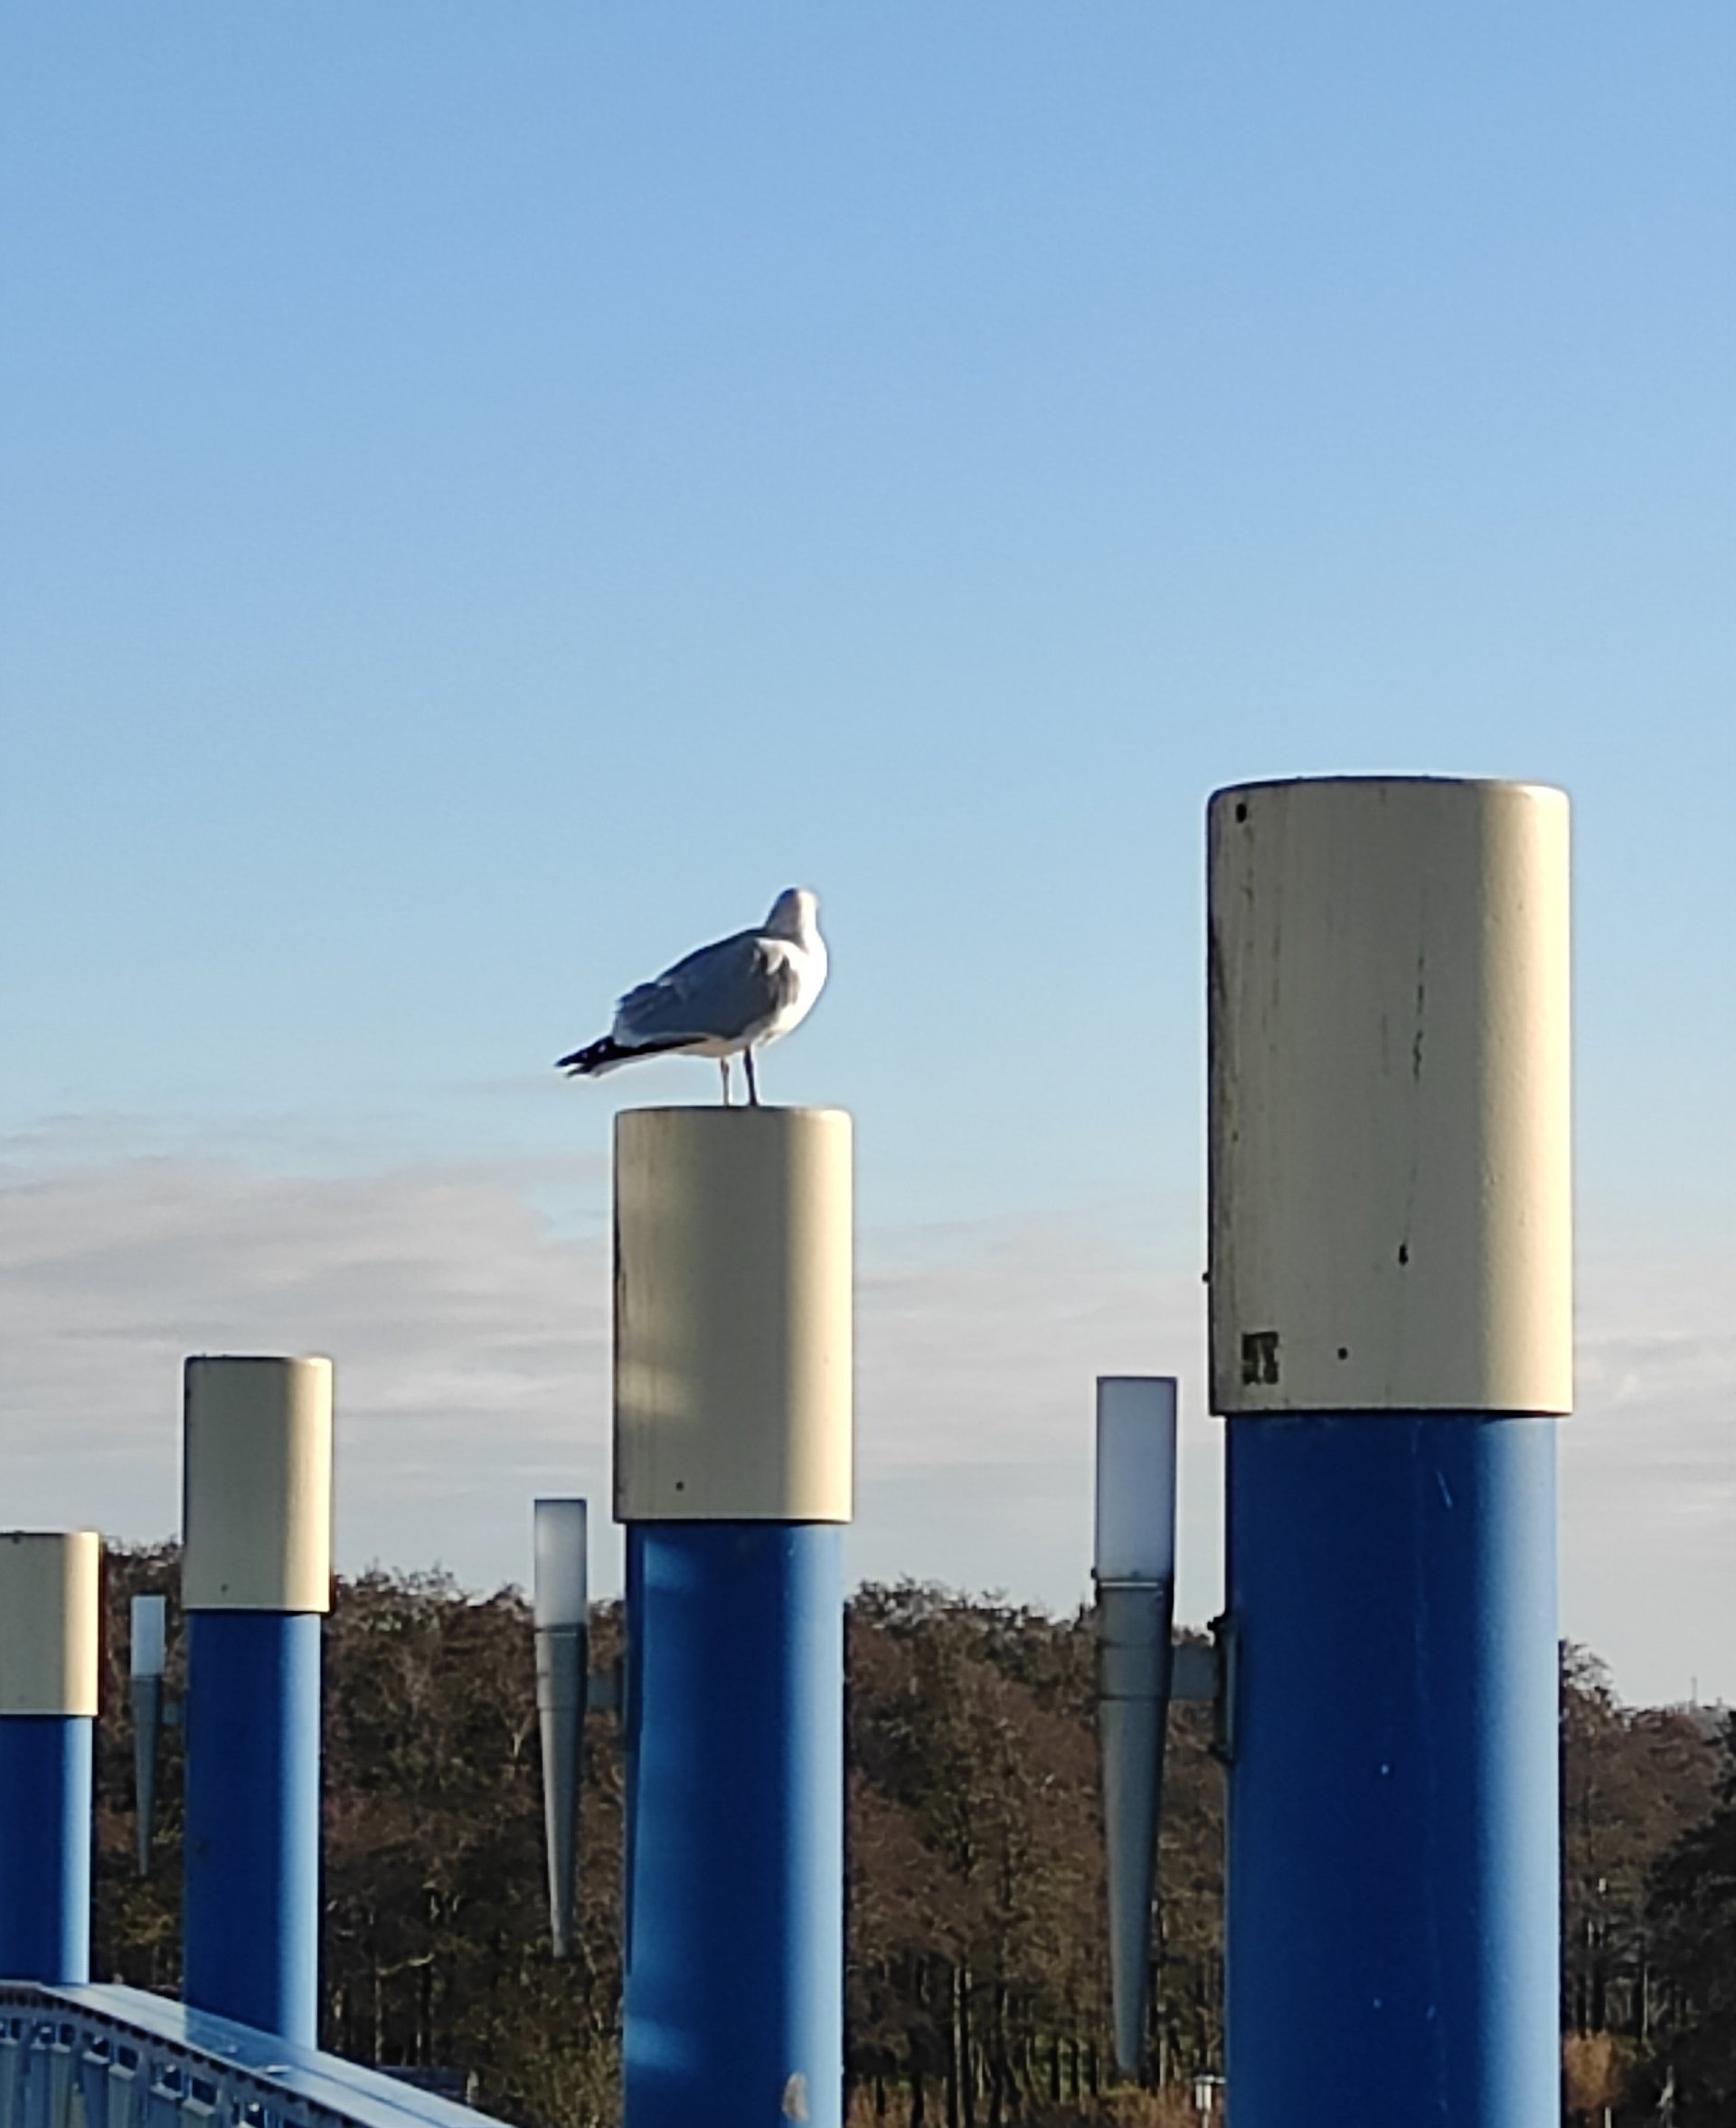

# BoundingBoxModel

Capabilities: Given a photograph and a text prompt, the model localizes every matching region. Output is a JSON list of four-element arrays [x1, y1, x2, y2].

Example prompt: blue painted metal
[[623, 1523, 843, 2128], [183, 1613, 322, 2046], [0, 1720, 91, 1983], [1225, 1414, 1559, 2127], [0, 1981, 509, 2128], [622, 1526, 646, 1981]]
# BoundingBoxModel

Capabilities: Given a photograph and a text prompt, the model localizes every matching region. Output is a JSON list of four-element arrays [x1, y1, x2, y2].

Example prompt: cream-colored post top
[[183, 1355, 334, 1612], [1095, 1378, 1177, 1583], [0, 1532, 101, 1716], [614, 1105, 854, 1522], [533, 1499, 589, 1630], [1207, 776, 1572, 1415]]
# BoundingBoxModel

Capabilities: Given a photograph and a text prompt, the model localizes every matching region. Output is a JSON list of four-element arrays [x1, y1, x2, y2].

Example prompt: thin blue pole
[[623, 1523, 843, 2128], [0, 1717, 91, 1981], [623, 1526, 646, 1981], [183, 1610, 322, 2043], [1225, 1414, 1558, 2127]]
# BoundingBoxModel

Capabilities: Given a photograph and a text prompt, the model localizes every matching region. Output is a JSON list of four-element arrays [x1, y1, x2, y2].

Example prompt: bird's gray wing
[[613, 932, 796, 1044]]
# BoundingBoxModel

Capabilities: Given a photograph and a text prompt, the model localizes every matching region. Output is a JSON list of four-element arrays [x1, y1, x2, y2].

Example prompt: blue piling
[[622, 1523, 844, 2128], [180, 1354, 333, 2044], [612, 1108, 854, 2126], [183, 1610, 323, 2043], [1204, 778, 1573, 2123], [0, 1717, 92, 1982], [1224, 1414, 1559, 2125]]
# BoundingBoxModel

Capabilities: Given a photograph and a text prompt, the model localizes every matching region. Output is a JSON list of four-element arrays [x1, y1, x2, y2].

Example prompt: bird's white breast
[[767, 935, 826, 1040]]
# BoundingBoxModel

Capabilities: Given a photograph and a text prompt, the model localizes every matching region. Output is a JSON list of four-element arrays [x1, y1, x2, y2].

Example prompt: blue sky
[[3, 4, 1731, 1702]]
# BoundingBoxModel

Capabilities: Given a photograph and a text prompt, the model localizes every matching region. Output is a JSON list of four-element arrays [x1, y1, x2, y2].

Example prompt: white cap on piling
[[0, 1532, 102, 1717], [1094, 1378, 1178, 1584], [1207, 777, 1572, 1414], [614, 1107, 854, 1523], [182, 1356, 335, 1612], [533, 1500, 590, 1631]]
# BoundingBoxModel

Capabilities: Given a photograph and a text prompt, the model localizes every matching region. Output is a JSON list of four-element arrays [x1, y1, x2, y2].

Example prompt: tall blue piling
[[626, 1525, 844, 2115], [0, 1532, 100, 1983], [614, 1106, 854, 2128], [1226, 1416, 1558, 2118], [1207, 778, 1572, 2126], [182, 1355, 334, 2044]]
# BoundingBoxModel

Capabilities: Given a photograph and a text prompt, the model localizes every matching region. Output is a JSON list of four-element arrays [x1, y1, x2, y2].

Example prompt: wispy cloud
[[0, 1144, 611, 1575], [2, 1138, 1729, 1705], [1564, 1253, 1736, 1686]]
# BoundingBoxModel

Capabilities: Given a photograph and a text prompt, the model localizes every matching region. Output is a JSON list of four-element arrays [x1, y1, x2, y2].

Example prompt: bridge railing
[[0, 1986, 503, 2128]]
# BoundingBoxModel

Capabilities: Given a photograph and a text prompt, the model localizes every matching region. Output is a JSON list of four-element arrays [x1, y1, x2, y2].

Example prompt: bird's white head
[[764, 886, 821, 944]]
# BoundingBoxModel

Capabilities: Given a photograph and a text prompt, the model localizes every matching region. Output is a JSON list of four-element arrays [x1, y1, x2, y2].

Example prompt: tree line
[[90, 1546, 1732, 2126]]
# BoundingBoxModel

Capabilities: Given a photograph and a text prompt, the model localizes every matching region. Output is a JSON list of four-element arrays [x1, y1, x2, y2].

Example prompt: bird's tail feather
[[556, 1035, 692, 1078]]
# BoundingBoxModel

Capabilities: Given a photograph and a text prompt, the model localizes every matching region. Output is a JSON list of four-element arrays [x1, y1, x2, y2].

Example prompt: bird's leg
[[719, 1057, 732, 1106], [744, 1049, 760, 1107]]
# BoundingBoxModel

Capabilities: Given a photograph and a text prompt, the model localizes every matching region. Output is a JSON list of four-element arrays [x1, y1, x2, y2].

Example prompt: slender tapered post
[[130, 1594, 166, 1877], [1209, 777, 1571, 2125], [1094, 1377, 1178, 2081], [615, 1106, 852, 2128], [534, 1498, 589, 1959], [0, 1531, 100, 1982], [182, 1355, 333, 2043]]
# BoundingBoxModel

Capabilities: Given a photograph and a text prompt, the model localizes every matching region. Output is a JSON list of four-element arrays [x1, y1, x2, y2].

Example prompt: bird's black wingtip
[[555, 1034, 690, 1080]]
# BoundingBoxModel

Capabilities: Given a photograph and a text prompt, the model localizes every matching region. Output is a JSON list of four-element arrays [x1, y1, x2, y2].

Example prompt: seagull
[[556, 888, 828, 1106]]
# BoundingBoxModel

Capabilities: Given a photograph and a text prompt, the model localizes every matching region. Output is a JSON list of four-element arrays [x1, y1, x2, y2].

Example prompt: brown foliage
[[319, 1568, 624, 2126], [1560, 1644, 1722, 2048], [92, 1545, 623, 2127], [1640, 1716, 1736, 2123], [844, 1583, 1224, 2115], [1562, 2029, 1630, 2116], [845, 2089, 1202, 2128], [89, 1552, 1728, 2127]]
